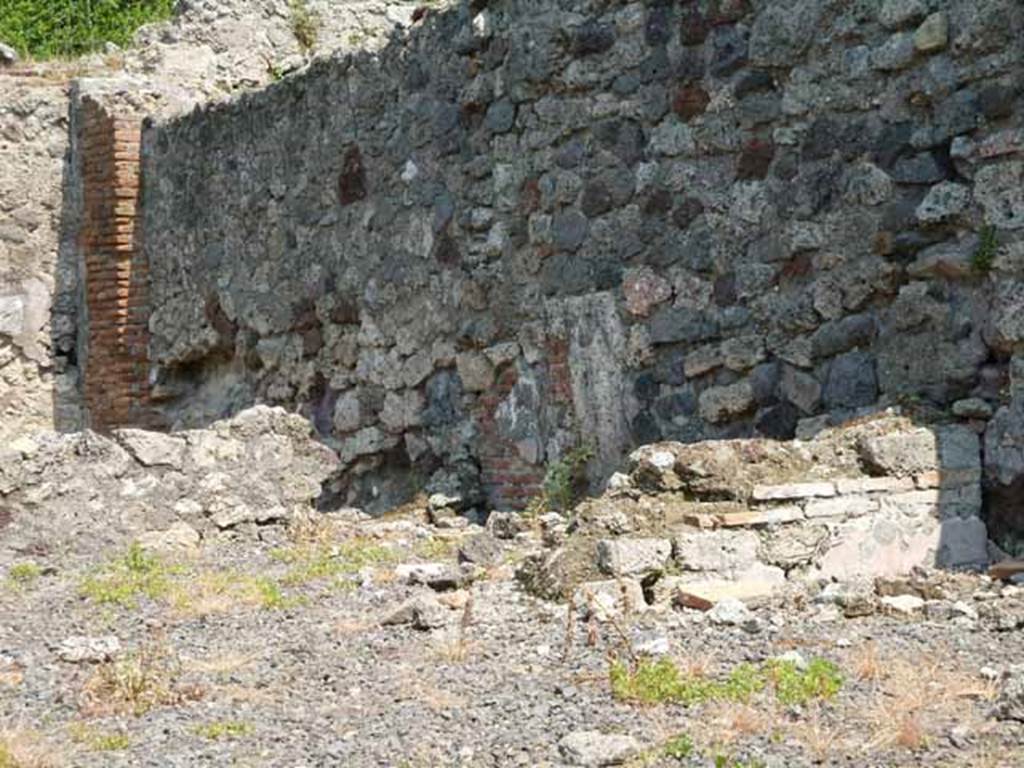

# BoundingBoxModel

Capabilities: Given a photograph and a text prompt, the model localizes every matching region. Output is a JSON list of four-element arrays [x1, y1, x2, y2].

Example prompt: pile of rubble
[[518, 414, 994, 609], [0, 406, 338, 566]]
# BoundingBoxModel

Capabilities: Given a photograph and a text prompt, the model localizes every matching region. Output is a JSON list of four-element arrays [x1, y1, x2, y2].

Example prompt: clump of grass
[[6, 563, 42, 588], [972, 224, 998, 274], [663, 733, 694, 760], [713, 755, 766, 768], [168, 571, 294, 615], [289, 0, 319, 52], [610, 657, 842, 707], [765, 658, 843, 706], [69, 723, 129, 752], [272, 537, 398, 586], [79, 543, 180, 608], [609, 657, 765, 706], [193, 720, 250, 741], [413, 537, 456, 561], [79, 645, 199, 717]]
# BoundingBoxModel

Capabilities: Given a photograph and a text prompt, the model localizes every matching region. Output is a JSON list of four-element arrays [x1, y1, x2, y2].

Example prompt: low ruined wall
[[0, 405, 338, 567], [137, 0, 1024, 513], [516, 414, 989, 604]]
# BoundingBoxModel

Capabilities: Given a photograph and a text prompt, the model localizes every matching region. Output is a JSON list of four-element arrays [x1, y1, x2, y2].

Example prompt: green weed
[[194, 720, 250, 741], [272, 537, 397, 586], [663, 733, 694, 760], [610, 657, 842, 708], [972, 224, 998, 274], [6, 562, 42, 588], [289, 0, 319, 51], [0, 0, 174, 59], [610, 657, 764, 706], [79, 543, 180, 608], [525, 442, 595, 518], [765, 658, 843, 706], [69, 723, 130, 752]]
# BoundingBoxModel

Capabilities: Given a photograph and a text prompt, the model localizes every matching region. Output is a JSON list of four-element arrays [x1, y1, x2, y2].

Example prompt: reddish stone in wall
[[672, 85, 710, 121], [338, 144, 367, 205], [736, 138, 776, 180]]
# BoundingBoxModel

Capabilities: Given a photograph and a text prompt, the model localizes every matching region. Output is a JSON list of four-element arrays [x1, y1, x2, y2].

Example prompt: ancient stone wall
[[138, 0, 1024, 516], [0, 76, 79, 441], [0, 0, 422, 443]]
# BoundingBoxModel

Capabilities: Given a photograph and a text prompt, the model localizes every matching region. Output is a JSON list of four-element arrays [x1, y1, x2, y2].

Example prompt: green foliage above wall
[[0, 0, 174, 59]]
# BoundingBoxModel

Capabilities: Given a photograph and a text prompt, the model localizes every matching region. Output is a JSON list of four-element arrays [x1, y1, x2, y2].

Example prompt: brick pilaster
[[79, 99, 153, 430]]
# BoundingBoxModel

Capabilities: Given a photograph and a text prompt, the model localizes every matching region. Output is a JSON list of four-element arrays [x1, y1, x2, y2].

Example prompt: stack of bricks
[[475, 339, 575, 510], [79, 98, 154, 431]]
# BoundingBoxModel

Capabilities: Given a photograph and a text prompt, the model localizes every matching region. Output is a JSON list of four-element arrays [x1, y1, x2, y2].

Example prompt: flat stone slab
[[752, 482, 836, 501]]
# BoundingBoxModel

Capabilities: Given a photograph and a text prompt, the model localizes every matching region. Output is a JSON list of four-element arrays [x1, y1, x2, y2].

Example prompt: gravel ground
[[2, 512, 1023, 768]]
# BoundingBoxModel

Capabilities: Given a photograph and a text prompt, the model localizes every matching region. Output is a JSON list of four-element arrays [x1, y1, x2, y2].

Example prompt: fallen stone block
[[708, 597, 761, 632], [57, 635, 121, 663], [673, 529, 760, 573], [457, 532, 504, 566], [880, 594, 925, 615], [596, 538, 671, 577], [559, 730, 640, 766], [859, 428, 938, 476], [382, 595, 450, 630]]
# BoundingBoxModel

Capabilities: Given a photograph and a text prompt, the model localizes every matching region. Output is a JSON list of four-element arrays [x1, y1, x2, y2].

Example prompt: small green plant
[[765, 658, 843, 706], [254, 577, 290, 609], [7, 562, 42, 587], [544, 443, 594, 512], [972, 224, 998, 274], [663, 733, 694, 760], [80, 543, 179, 608], [194, 720, 251, 741], [526, 442, 596, 517], [91, 733, 129, 752], [289, 0, 319, 52]]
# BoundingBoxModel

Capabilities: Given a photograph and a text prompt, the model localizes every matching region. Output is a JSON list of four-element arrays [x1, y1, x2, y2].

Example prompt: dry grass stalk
[[585, 592, 599, 648], [860, 652, 998, 753], [79, 644, 201, 717], [562, 591, 577, 662], [791, 704, 841, 763], [853, 641, 881, 682], [706, 701, 772, 746], [0, 728, 61, 768]]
